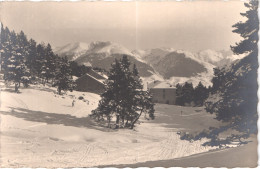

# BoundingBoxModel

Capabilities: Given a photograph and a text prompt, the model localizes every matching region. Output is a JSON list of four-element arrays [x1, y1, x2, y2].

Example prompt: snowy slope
[[0, 83, 218, 167]]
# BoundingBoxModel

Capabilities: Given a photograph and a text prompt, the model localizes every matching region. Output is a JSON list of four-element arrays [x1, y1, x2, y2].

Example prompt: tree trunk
[[15, 83, 19, 93], [130, 109, 143, 129], [107, 116, 111, 128], [58, 87, 61, 95], [125, 119, 129, 127], [97, 114, 100, 121], [115, 114, 120, 129], [122, 115, 125, 128]]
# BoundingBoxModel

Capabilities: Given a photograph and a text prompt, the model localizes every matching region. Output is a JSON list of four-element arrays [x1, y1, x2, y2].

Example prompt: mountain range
[[54, 41, 244, 87]]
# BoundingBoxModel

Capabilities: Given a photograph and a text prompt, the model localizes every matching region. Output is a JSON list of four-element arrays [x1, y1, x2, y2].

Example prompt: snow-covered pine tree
[[3, 30, 31, 92], [17, 31, 31, 87], [17, 31, 29, 49], [53, 56, 75, 95], [35, 43, 49, 84], [1, 25, 60, 87], [44, 43, 56, 83], [27, 39, 38, 76], [0, 25, 11, 73]]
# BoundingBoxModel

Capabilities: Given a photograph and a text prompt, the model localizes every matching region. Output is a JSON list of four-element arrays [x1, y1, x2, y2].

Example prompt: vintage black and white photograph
[[0, 0, 258, 167]]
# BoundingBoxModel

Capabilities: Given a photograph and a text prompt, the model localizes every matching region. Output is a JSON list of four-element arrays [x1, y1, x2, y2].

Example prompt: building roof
[[148, 81, 176, 89], [76, 69, 107, 84], [87, 69, 106, 80], [86, 73, 106, 84]]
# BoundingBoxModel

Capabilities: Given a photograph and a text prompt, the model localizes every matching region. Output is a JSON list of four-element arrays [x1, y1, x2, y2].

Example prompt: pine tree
[[91, 56, 154, 129], [35, 43, 46, 79], [1, 25, 59, 87], [0, 25, 11, 73], [17, 31, 29, 49], [231, 0, 258, 55], [194, 82, 208, 106], [53, 57, 75, 95], [176, 82, 194, 106], [130, 90, 155, 129], [3, 30, 31, 92], [205, 0, 258, 136], [17, 31, 31, 87], [39, 43, 48, 85], [129, 62, 154, 128], [27, 39, 37, 75], [44, 43, 56, 83], [175, 83, 184, 105], [70, 61, 90, 77]]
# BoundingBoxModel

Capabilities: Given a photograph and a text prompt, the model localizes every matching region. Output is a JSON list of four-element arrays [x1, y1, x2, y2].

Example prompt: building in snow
[[148, 81, 176, 105], [75, 69, 107, 94]]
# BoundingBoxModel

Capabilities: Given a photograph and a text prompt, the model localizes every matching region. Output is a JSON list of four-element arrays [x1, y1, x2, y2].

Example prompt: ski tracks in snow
[[49, 142, 110, 166]]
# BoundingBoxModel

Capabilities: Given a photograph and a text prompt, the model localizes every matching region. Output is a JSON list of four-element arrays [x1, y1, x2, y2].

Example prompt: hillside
[[153, 51, 207, 78], [55, 42, 157, 77], [75, 53, 156, 77]]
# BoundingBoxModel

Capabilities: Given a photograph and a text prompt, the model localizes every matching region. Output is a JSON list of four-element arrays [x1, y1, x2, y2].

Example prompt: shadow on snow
[[0, 107, 115, 132]]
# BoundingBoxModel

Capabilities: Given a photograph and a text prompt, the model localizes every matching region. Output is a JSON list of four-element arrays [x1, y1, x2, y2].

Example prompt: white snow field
[[0, 83, 218, 167]]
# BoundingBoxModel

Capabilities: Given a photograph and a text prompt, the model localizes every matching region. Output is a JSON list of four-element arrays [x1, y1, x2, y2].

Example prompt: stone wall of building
[[150, 88, 176, 105]]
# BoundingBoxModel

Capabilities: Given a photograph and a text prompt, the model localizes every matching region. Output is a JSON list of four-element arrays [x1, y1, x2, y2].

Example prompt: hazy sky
[[0, 1, 247, 52]]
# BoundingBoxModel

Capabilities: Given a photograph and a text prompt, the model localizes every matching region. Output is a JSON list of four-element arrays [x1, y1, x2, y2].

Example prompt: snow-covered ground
[[0, 83, 218, 167]]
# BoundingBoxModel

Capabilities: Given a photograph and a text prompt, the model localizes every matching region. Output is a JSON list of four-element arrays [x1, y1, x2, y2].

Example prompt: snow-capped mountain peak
[[54, 41, 134, 61], [87, 41, 133, 56], [54, 42, 89, 55]]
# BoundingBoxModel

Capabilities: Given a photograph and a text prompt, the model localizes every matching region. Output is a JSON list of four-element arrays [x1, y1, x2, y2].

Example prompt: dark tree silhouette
[[1, 24, 77, 93], [1, 27, 31, 91], [203, 0, 259, 144], [175, 82, 194, 106], [53, 57, 75, 95], [179, 1, 258, 146], [194, 82, 209, 106], [91, 56, 155, 129]]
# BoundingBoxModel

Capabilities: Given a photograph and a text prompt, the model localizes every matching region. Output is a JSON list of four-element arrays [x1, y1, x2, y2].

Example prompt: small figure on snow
[[181, 110, 183, 116], [72, 100, 75, 107]]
